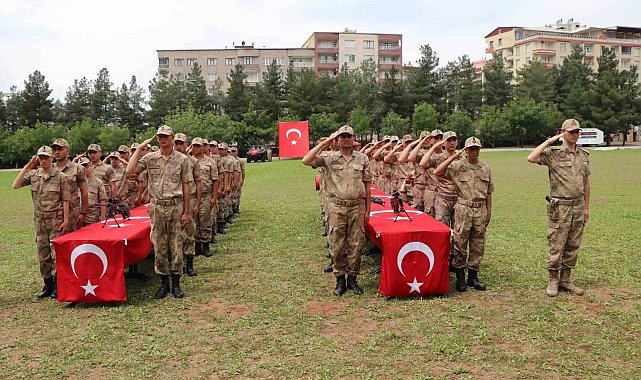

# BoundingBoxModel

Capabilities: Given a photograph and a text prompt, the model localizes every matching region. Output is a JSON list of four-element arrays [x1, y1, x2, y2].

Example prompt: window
[[187, 58, 197, 66], [621, 59, 630, 68], [225, 58, 235, 66], [244, 57, 253, 65], [345, 54, 356, 63], [263, 57, 284, 65], [207, 73, 218, 81], [515, 46, 520, 55], [584, 44, 593, 53], [363, 40, 374, 49], [622, 46, 632, 55], [545, 43, 553, 50], [525, 44, 530, 53], [498, 38, 503, 46], [207, 58, 217, 66], [159, 57, 169, 67], [560, 43, 566, 52], [515, 59, 520, 69], [489, 41, 494, 48], [559, 56, 565, 65], [635, 47, 641, 56], [319, 41, 337, 49], [174, 58, 184, 66], [344, 39, 355, 48], [364, 55, 374, 61], [246, 72, 258, 82]]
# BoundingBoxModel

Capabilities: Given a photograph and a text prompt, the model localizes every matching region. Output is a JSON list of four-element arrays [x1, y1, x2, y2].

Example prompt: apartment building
[[157, 43, 315, 91], [301, 29, 403, 80], [484, 19, 641, 81], [157, 30, 403, 91]]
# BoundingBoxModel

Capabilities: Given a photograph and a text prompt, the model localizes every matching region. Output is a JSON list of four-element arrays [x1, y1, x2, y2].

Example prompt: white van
[[560, 128, 604, 146]]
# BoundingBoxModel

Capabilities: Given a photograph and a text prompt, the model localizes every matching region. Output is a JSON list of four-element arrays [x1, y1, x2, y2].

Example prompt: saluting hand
[[26, 155, 39, 169], [140, 136, 155, 149]]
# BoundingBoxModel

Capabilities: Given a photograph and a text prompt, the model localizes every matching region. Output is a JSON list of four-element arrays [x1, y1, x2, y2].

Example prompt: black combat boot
[[185, 257, 197, 277], [194, 242, 202, 256], [334, 275, 347, 296], [323, 264, 334, 273], [202, 242, 212, 257], [226, 215, 233, 224], [50, 276, 57, 299], [467, 269, 486, 291], [210, 234, 217, 244], [154, 275, 170, 299], [37, 277, 54, 298], [171, 274, 185, 298], [455, 268, 467, 292], [217, 222, 227, 234], [346, 275, 364, 295]]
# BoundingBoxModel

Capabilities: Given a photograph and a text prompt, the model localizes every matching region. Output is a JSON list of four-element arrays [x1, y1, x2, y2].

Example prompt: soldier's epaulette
[[579, 147, 590, 155], [550, 146, 562, 150]]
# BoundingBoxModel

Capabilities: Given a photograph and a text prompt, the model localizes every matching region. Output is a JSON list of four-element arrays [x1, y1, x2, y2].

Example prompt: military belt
[[151, 197, 183, 206], [35, 210, 62, 218], [329, 197, 364, 207], [425, 186, 437, 192], [414, 183, 427, 188], [457, 199, 485, 208], [439, 193, 458, 201], [550, 197, 582, 206]]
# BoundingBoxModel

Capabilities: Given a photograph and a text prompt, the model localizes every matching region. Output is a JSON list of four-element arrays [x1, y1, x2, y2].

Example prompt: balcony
[[517, 31, 641, 44], [545, 63, 555, 69], [290, 61, 314, 68], [159, 64, 169, 69], [317, 62, 338, 70], [242, 64, 260, 71], [485, 46, 494, 54], [379, 44, 400, 51], [532, 48, 556, 56]]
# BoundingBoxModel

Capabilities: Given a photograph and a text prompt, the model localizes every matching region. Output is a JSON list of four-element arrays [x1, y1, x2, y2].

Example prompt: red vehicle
[[246, 146, 267, 163]]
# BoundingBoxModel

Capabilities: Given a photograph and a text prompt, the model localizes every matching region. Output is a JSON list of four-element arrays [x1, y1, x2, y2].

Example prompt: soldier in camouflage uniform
[[208, 140, 223, 241], [173, 133, 202, 277], [399, 132, 431, 211], [13, 146, 71, 299], [418, 130, 445, 216], [527, 119, 590, 297], [229, 146, 242, 219], [191, 137, 218, 257], [216, 143, 234, 232], [87, 144, 116, 199], [108, 152, 128, 200], [117, 145, 139, 208], [303, 125, 371, 296], [78, 157, 107, 225], [435, 137, 493, 292], [52, 138, 89, 231], [373, 136, 395, 193], [127, 125, 193, 299], [421, 131, 458, 223]]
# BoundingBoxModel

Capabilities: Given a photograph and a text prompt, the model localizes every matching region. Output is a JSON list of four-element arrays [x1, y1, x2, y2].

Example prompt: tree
[[285, 68, 318, 120], [445, 109, 474, 141], [515, 61, 555, 104], [412, 103, 439, 134], [0, 93, 6, 126], [64, 77, 93, 124], [91, 68, 115, 121], [126, 75, 146, 133], [379, 66, 409, 118], [185, 63, 212, 112], [554, 44, 593, 120], [348, 106, 374, 138], [4, 86, 21, 131], [483, 52, 513, 107], [209, 77, 226, 116], [476, 106, 511, 148], [380, 110, 410, 137], [148, 70, 176, 126], [406, 44, 444, 110], [223, 63, 252, 121], [442, 55, 482, 117], [354, 59, 379, 119], [255, 60, 286, 121], [503, 98, 560, 147], [68, 118, 102, 155], [331, 64, 359, 123], [19, 70, 54, 127], [309, 112, 340, 143], [99, 125, 130, 152]]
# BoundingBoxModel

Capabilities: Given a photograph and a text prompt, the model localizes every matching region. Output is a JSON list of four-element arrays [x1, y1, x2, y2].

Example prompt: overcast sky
[[1, 0, 639, 100]]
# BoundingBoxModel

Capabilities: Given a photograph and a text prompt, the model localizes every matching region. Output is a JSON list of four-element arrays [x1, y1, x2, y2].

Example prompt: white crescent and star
[[70, 243, 110, 296], [396, 242, 435, 294], [286, 128, 302, 146]]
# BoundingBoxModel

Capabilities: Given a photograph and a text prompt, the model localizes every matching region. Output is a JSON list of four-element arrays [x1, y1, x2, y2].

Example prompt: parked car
[[246, 146, 268, 163]]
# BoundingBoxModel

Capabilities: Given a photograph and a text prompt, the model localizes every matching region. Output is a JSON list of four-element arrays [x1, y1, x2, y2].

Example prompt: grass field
[[1, 149, 640, 379]]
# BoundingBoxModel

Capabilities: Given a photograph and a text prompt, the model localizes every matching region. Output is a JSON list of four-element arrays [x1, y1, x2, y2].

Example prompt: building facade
[[157, 30, 403, 91], [484, 19, 641, 82]]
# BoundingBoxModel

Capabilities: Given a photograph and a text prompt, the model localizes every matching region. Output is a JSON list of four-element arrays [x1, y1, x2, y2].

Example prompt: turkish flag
[[279, 121, 309, 158], [366, 187, 451, 297], [55, 240, 126, 303]]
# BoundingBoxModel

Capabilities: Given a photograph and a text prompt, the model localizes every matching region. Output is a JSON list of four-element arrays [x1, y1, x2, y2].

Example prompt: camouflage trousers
[[424, 187, 438, 217], [85, 207, 101, 226], [452, 202, 488, 271], [34, 212, 64, 278], [125, 190, 138, 209], [67, 208, 80, 232], [196, 193, 214, 243], [434, 194, 458, 227], [327, 199, 367, 277], [412, 184, 426, 210], [320, 193, 329, 235], [547, 199, 585, 271], [217, 194, 229, 220], [149, 200, 185, 275], [182, 195, 197, 258]]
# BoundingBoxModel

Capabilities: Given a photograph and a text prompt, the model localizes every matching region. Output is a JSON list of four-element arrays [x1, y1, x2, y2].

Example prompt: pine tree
[[64, 77, 93, 124], [147, 70, 174, 126], [222, 63, 252, 121], [19, 70, 54, 127], [185, 63, 212, 112], [91, 68, 115, 122], [555, 44, 593, 120], [285, 68, 318, 120], [379, 66, 409, 118], [515, 61, 556, 104], [406, 44, 443, 110], [483, 53, 513, 107], [255, 60, 285, 121]]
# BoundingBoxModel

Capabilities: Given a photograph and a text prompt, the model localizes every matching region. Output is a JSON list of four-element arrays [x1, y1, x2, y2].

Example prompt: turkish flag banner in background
[[366, 188, 451, 297], [278, 121, 309, 158], [55, 239, 125, 303]]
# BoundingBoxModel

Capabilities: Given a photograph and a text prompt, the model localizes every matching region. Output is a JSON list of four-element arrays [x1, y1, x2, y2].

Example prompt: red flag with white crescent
[[278, 121, 309, 158]]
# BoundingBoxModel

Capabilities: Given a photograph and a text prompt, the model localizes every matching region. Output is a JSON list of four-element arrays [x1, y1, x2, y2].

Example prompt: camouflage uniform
[[59, 160, 87, 231], [137, 169, 150, 204], [432, 152, 459, 226], [195, 154, 218, 243], [112, 164, 127, 199], [182, 155, 201, 258], [539, 146, 590, 272], [92, 161, 116, 199], [313, 150, 371, 278], [135, 149, 193, 275], [22, 166, 71, 279], [85, 175, 107, 225]]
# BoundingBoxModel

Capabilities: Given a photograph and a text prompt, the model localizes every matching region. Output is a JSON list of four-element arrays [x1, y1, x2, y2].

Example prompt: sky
[[1, 0, 639, 100]]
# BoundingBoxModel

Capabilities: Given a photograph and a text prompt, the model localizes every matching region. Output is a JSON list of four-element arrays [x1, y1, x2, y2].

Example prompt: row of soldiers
[[12, 125, 245, 300]]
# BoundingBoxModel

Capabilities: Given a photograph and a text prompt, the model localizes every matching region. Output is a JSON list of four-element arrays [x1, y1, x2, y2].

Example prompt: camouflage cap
[[443, 131, 458, 140], [78, 157, 90, 166], [209, 140, 218, 147], [201, 139, 209, 145], [230, 146, 238, 152], [52, 138, 69, 148], [87, 143, 101, 152], [118, 145, 130, 153], [402, 134, 413, 142], [337, 125, 354, 136], [108, 151, 120, 158], [464, 136, 482, 148], [431, 129, 444, 137], [419, 130, 430, 139], [561, 118, 581, 132], [37, 146, 53, 157], [156, 125, 173, 136], [390, 135, 400, 142], [174, 133, 188, 142], [383, 135, 391, 141], [219, 142, 228, 149], [191, 137, 204, 146], [231, 142, 238, 147], [130, 143, 140, 150]]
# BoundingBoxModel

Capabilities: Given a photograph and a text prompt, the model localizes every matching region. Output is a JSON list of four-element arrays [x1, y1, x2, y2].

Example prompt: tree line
[[1, 43, 640, 164]]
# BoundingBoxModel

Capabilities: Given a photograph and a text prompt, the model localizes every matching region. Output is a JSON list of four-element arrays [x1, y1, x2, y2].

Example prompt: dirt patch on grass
[[304, 299, 347, 316], [187, 299, 256, 320]]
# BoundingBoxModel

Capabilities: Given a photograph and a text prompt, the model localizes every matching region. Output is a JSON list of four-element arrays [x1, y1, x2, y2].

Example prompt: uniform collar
[[39, 166, 59, 179]]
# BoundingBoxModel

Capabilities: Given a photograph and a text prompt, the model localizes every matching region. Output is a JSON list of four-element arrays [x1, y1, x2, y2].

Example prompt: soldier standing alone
[[527, 119, 590, 297]]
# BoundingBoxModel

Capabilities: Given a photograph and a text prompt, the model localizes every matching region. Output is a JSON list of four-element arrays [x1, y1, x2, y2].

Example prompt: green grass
[[1, 149, 640, 379]]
